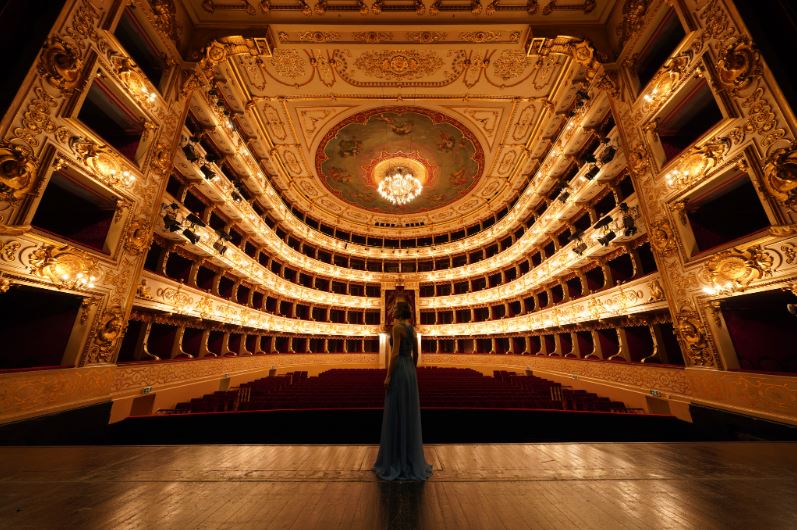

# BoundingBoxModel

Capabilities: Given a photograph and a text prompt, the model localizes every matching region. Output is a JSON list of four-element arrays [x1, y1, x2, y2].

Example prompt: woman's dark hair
[[394, 301, 412, 320]]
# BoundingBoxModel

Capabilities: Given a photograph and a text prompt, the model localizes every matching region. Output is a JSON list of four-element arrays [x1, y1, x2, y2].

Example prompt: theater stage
[[1, 443, 796, 529]]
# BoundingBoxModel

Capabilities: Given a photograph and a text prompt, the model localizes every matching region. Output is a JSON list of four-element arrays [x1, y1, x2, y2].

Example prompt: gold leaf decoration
[[0, 142, 38, 202], [704, 245, 774, 292], [38, 37, 83, 92], [354, 50, 444, 81], [763, 143, 797, 210], [716, 37, 760, 93]]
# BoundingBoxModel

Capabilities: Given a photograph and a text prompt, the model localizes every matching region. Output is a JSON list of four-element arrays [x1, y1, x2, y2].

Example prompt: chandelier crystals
[[377, 166, 423, 205]]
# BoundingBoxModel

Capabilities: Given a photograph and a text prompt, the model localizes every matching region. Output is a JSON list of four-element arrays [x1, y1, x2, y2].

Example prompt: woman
[[373, 301, 433, 481]]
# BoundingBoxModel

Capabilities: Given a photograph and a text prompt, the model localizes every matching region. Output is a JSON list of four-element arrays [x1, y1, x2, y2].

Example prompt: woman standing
[[373, 301, 433, 481]]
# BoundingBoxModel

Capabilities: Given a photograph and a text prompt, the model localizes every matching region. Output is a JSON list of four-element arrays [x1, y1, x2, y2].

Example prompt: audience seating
[[168, 367, 633, 414]]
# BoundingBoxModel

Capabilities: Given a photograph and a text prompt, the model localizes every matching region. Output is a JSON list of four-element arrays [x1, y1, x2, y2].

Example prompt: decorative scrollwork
[[0, 273, 12, 293], [704, 245, 774, 293], [763, 143, 797, 210], [353, 50, 444, 81], [124, 218, 153, 256], [38, 37, 83, 92], [68, 136, 136, 189], [148, 0, 179, 42], [88, 306, 126, 364], [0, 142, 38, 202], [27, 243, 99, 291], [649, 219, 677, 255], [675, 308, 714, 367], [617, 0, 649, 46], [717, 37, 761, 93]]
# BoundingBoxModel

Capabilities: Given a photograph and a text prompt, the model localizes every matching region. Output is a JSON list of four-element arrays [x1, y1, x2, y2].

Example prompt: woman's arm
[[411, 326, 419, 366], [384, 324, 403, 388]]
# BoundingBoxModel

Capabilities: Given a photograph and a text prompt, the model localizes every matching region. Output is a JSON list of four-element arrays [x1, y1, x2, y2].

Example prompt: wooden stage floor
[[1, 443, 796, 529]]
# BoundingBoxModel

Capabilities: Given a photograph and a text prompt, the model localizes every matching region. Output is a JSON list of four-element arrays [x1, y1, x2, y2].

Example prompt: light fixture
[[162, 203, 181, 232], [593, 215, 613, 230], [377, 166, 422, 206], [596, 231, 617, 246], [185, 213, 206, 228], [584, 165, 600, 180], [201, 165, 217, 180], [600, 145, 617, 164], [619, 203, 636, 237], [182, 229, 200, 244], [213, 238, 228, 256], [183, 144, 199, 162]]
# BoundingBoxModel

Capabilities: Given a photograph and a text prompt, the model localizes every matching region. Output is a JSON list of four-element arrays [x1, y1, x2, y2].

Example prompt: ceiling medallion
[[377, 166, 422, 206]]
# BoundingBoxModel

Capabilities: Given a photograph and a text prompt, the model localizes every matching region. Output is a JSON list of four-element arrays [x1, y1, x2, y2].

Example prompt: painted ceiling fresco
[[315, 107, 485, 215]]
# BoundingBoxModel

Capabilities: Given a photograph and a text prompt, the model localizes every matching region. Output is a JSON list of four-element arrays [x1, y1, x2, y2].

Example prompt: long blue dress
[[373, 323, 433, 481]]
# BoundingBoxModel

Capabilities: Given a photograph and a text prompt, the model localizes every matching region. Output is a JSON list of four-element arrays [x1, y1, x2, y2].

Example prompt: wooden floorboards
[[1, 443, 796, 529]]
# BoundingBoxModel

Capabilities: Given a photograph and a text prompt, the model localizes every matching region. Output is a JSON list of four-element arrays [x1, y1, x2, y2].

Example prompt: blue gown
[[373, 323, 433, 481]]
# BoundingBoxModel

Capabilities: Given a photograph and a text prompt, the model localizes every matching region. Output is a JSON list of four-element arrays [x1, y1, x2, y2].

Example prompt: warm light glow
[[377, 166, 422, 206]]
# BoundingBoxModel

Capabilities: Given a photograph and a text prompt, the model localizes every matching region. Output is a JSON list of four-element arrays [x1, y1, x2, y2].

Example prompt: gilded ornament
[[38, 37, 83, 92], [648, 279, 665, 302], [763, 143, 797, 210], [298, 31, 341, 42], [124, 219, 153, 256], [268, 49, 307, 80], [354, 50, 443, 81], [617, 0, 648, 46], [0, 240, 21, 262], [91, 307, 126, 363], [407, 31, 446, 43], [0, 143, 37, 202], [352, 31, 392, 43], [649, 220, 677, 255], [150, 143, 173, 177], [460, 31, 503, 43], [704, 245, 773, 293], [148, 0, 179, 42], [27, 244, 99, 291], [492, 50, 528, 81], [717, 38, 760, 93], [674, 309, 714, 367], [0, 274, 10, 293], [68, 136, 136, 189], [782, 242, 797, 265]]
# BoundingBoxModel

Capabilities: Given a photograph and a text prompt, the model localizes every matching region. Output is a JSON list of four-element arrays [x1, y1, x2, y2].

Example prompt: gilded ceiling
[[316, 107, 483, 214], [177, 0, 618, 236]]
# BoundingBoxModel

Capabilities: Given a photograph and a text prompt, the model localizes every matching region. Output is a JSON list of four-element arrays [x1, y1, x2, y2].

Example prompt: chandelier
[[377, 166, 423, 205]]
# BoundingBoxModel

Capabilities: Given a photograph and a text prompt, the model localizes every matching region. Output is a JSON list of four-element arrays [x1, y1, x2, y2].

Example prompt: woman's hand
[[384, 376, 391, 389]]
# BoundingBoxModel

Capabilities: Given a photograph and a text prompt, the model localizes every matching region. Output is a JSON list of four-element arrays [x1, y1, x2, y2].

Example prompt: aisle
[[1, 443, 796, 529]]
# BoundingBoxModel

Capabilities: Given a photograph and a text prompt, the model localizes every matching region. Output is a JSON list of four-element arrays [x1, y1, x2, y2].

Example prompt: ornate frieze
[[420, 274, 667, 336], [702, 245, 774, 294], [136, 271, 381, 336]]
